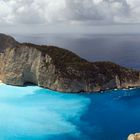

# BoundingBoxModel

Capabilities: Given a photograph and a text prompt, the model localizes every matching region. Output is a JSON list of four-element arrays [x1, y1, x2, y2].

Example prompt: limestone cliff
[[128, 133, 140, 140], [0, 33, 140, 93]]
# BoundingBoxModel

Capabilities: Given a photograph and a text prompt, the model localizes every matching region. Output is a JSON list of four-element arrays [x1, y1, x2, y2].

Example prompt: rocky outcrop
[[0, 33, 140, 93], [128, 133, 140, 140]]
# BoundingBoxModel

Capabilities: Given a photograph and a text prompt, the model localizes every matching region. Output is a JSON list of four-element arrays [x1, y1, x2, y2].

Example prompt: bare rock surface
[[128, 133, 140, 140], [0, 33, 140, 93]]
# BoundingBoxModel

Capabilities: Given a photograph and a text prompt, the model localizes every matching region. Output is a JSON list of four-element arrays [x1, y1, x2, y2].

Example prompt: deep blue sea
[[1, 33, 140, 140]]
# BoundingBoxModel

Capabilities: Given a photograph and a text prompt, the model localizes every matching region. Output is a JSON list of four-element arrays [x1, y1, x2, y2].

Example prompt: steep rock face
[[0, 33, 140, 93], [0, 33, 17, 52]]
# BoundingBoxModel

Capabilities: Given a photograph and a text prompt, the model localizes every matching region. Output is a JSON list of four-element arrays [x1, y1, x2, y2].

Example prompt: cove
[[0, 84, 140, 140]]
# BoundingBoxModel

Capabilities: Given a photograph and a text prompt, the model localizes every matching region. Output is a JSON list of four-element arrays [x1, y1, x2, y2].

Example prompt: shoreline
[[0, 80, 4, 85], [0, 80, 139, 93]]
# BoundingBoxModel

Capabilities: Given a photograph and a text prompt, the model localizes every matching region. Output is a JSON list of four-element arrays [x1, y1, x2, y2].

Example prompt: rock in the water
[[0, 33, 140, 93], [128, 133, 140, 140]]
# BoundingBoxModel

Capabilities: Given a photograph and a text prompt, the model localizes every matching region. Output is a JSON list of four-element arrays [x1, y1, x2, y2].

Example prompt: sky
[[1, 0, 140, 34]]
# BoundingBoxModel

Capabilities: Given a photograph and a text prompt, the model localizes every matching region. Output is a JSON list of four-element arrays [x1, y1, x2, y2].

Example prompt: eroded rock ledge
[[0, 33, 140, 93], [128, 133, 140, 140]]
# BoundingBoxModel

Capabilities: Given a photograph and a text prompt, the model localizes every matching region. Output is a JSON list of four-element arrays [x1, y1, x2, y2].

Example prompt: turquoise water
[[0, 84, 140, 140]]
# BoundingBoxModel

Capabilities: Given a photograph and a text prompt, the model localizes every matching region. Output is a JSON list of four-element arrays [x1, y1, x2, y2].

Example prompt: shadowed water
[[0, 84, 140, 140]]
